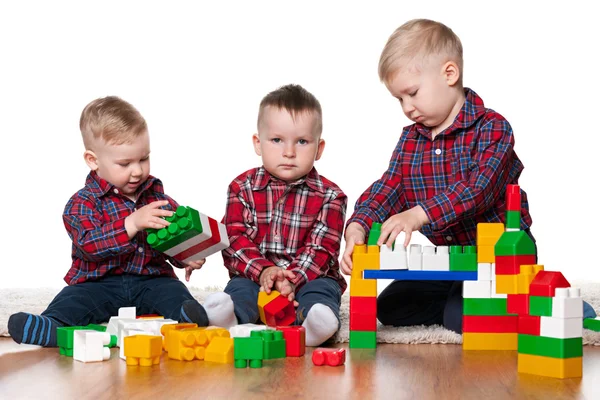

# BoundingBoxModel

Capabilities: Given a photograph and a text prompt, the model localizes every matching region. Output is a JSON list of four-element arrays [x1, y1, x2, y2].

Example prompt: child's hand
[[259, 266, 281, 293], [340, 222, 366, 275], [184, 259, 206, 282], [378, 206, 429, 248], [125, 200, 173, 238], [273, 270, 298, 306]]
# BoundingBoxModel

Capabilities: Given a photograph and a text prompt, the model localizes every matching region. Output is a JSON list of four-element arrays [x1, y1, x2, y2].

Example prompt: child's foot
[[302, 303, 339, 346], [584, 301, 597, 319], [203, 292, 238, 329], [180, 300, 209, 326], [8, 313, 63, 347]]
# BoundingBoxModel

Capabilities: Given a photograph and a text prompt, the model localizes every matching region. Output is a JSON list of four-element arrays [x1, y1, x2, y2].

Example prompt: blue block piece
[[362, 270, 478, 281]]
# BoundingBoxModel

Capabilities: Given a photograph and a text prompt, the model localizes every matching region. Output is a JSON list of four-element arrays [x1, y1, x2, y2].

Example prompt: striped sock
[[180, 300, 209, 326], [8, 312, 63, 347]]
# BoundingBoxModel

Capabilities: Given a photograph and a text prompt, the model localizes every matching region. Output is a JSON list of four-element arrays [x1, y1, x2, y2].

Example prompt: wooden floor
[[0, 338, 598, 400]]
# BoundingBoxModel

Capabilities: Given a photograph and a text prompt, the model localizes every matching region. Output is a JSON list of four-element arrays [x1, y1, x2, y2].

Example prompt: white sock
[[203, 292, 238, 329], [302, 303, 339, 347]]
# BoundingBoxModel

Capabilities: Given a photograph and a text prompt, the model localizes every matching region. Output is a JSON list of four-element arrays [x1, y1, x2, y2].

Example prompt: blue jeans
[[42, 274, 196, 326], [224, 277, 342, 326]]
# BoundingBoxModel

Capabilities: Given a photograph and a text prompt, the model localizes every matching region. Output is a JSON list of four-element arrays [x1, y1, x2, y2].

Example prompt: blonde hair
[[378, 19, 463, 84], [80, 96, 147, 148]]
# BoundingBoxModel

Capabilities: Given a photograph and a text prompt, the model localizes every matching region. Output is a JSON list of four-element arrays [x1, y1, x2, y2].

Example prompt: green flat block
[[253, 330, 286, 359], [234, 336, 264, 360], [84, 324, 106, 332], [529, 296, 553, 317], [505, 211, 521, 230], [449, 246, 477, 271], [584, 318, 600, 332], [518, 334, 582, 358], [367, 222, 382, 246], [463, 298, 513, 316], [350, 330, 377, 349], [57, 326, 86, 352], [146, 206, 204, 252], [494, 231, 536, 256]]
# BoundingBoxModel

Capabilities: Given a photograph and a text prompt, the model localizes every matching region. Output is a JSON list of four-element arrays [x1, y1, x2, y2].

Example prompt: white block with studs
[[477, 263, 493, 281], [552, 288, 583, 318], [540, 316, 583, 339], [408, 244, 423, 270], [229, 323, 270, 338], [73, 330, 111, 363], [118, 307, 137, 319], [463, 280, 492, 298], [380, 242, 408, 270], [422, 246, 449, 271]]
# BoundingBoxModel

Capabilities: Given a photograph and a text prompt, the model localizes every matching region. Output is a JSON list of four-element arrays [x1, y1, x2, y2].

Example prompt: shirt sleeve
[[418, 115, 516, 230], [286, 189, 347, 290], [221, 180, 275, 283]]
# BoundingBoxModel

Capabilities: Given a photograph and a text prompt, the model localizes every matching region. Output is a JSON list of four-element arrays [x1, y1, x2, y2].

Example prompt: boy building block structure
[[123, 335, 163, 367], [257, 290, 295, 327], [146, 205, 230, 263]]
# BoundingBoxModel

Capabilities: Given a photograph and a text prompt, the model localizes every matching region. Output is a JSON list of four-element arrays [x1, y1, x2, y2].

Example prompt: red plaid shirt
[[349, 88, 533, 246], [63, 171, 185, 285], [222, 167, 347, 292]]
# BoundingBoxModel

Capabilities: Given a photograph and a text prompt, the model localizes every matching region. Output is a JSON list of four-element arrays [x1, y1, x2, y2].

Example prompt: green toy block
[[256, 330, 286, 359], [234, 336, 264, 368], [367, 222, 382, 246], [463, 298, 514, 316], [518, 334, 582, 358], [146, 206, 204, 252], [584, 317, 600, 332], [494, 231, 536, 256], [505, 211, 521, 230], [57, 325, 115, 356], [449, 246, 477, 271], [529, 296, 553, 317], [349, 330, 377, 349]]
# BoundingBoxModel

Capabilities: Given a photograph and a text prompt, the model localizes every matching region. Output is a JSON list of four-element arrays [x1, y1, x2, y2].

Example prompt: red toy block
[[350, 296, 377, 314], [276, 326, 305, 357], [529, 271, 571, 297], [506, 185, 521, 211], [507, 294, 529, 315], [462, 315, 518, 333], [312, 348, 346, 366], [263, 295, 296, 327], [518, 315, 541, 336], [495, 255, 537, 275], [349, 312, 377, 331]]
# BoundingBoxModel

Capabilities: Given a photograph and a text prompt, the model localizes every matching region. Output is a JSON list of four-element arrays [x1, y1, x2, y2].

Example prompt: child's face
[[385, 58, 461, 132], [253, 106, 324, 182], [85, 131, 151, 197]]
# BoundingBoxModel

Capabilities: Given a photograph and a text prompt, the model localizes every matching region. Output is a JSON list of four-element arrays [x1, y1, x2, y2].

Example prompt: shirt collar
[[252, 166, 325, 193], [85, 171, 160, 198]]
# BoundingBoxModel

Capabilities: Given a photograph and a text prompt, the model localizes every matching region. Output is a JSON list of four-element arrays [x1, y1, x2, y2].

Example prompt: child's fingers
[[403, 230, 413, 248], [386, 227, 402, 248], [185, 266, 192, 282]]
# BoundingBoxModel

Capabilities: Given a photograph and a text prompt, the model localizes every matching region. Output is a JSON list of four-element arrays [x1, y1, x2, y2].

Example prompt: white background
[[1, 1, 598, 290]]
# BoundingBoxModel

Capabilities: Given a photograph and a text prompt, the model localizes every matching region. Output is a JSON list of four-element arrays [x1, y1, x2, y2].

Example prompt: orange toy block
[[123, 335, 163, 367], [495, 274, 519, 295], [476, 223, 505, 246], [351, 245, 380, 279], [517, 265, 544, 294], [160, 323, 197, 351], [205, 337, 234, 364], [518, 353, 582, 379], [463, 333, 517, 350], [349, 278, 377, 297], [167, 328, 209, 361], [258, 291, 296, 327], [205, 327, 231, 341], [137, 314, 164, 320], [477, 245, 495, 263]]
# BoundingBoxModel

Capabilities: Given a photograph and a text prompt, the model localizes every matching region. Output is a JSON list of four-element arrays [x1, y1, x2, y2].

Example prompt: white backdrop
[[1, 1, 598, 290]]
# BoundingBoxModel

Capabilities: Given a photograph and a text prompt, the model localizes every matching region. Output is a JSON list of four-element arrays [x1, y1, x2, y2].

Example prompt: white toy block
[[477, 263, 492, 281], [491, 263, 496, 280], [540, 316, 583, 339], [118, 307, 136, 319], [422, 246, 449, 271], [552, 287, 583, 318], [229, 323, 269, 338], [164, 213, 230, 262], [73, 330, 111, 363], [380, 242, 408, 270], [120, 329, 154, 360], [491, 279, 507, 298], [408, 244, 422, 270], [107, 317, 137, 339], [463, 280, 492, 298]]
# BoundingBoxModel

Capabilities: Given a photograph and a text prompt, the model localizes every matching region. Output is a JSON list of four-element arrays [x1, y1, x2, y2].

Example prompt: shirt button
[[435, 149, 442, 155], [274, 235, 281, 241], [446, 236, 453, 241], [138, 247, 144, 253], [113, 188, 119, 194]]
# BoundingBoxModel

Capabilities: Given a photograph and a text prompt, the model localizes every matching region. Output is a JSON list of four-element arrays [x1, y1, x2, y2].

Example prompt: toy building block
[[463, 332, 517, 350], [146, 206, 230, 263], [494, 231, 536, 257], [462, 315, 518, 333], [277, 326, 305, 357], [529, 271, 571, 297], [119, 325, 155, 360], [490, 280, 508, 299], [476, 223, 505, 246], [463, 298, 511, 316], [234, 336, 264, 368], [505, 211, 521, 230], [495, 274, 519, 295], [380, 243, 407, 270], [204, 326, 231, 341], [505, 185, 521, 211], [408, 244, 423, 270], [161, 323, 198, 351], [495, 255, 537, 275], [507, 294, 529, 315], [229, 323, 269, 338], [584, 318, 600, 331], [350, 277, 377, 297], [552, 288, 583, 318], [540, 316, 583, 339], [517, 265, 544, 293], [477, 263, 493, 281], [73, 330, 112, 363], [107, 317, 137, 342], [350, 296, 377, 332], [518, 334, 582, 358], [518, 353, 582, 379], [57, 325, 113, 356], [449, 246, 477, 272], [422, 246, 450, 271], [477, 245, 495, 263], [205, 337, 234, 364], [118, 307, 136, 319], [167, 327, 209, 361], [123, 335, 163, 366], [463, 280, 492, 298], [518, 315, 541, 335], [352, 245, 380, 279], [312, 348, 346, 366], [349, 330, 376, 349], [367, 222, 382, 246], [363, 270, 478, 281], [258, 290, 296, 327], [137, 314, 164, 320], [254, 330, 286, 359]]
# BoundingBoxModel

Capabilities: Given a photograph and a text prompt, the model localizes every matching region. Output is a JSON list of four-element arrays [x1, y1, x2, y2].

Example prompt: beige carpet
[[2, 282, 600, 345]]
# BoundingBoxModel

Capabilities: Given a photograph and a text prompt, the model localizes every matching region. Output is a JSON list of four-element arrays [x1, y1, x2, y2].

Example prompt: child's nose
[[283, 144, 295, 157]]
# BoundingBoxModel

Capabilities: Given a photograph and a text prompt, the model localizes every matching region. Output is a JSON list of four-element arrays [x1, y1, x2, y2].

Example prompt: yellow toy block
[[205, 327, 231, 341], [137, 315, 164, 320], [350, 277, 377, 297], [160, 323, 197, 351], [351, 245, 380, 279], [517, 265, 544, 294], [463, 333, 517, 350], [477, 245, 495, 263], [205, 337, 234, 364], [477, 223, 505, 246], [518, 353, 582, 379], [495, 274, 519, 295], [167, 328, 209, 361], [123, 335, 163, 367]]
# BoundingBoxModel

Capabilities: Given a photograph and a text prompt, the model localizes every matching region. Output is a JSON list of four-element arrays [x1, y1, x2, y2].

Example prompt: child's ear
[[83, 150, 99, 171], [252, 133, 262, 156], [314, 139, 326, 161], [442, 61, 460, 86]]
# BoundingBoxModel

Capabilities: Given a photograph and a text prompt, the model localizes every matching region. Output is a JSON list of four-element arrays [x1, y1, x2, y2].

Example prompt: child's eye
[[409, 90, 418, 97], [298, 139, 308, 145], [141, 156, 150, 162], [118, 163, 129, 167], [271, 138, 281, 143]]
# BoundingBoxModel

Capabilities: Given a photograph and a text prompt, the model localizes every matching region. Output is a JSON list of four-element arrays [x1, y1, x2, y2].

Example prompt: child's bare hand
[[273, 270, 298, 306], [340, 222, 366, 275], [184, 258, 206, 282], [125, 200, 173, 237], [259, 266, 281, 293], [378, 206, 429, 248]]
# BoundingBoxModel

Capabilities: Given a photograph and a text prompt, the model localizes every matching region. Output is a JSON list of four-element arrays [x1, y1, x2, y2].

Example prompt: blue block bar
[[362, 270, 478, 281]]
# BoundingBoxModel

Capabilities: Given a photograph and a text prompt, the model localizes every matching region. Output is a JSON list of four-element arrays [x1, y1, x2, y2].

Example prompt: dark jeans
[[224, 276, 342, 326], [42, 274, 196, 326], [377, 229, 538, 334]]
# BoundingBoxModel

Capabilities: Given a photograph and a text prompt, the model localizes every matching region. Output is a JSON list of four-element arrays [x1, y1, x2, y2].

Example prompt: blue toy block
[[362, 270, 478, 281]]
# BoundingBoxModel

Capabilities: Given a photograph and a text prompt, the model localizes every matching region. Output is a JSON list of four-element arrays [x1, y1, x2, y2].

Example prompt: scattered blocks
[[312, 348, 346, 366], [277, 326, 306, 357], [73, 330, 112, 363], [205, 337, 234, 364], [123, 335, 162, 366], [234, 336, 264, 368], [258, 290, 295, 327], [229, 323, 269, 338]]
